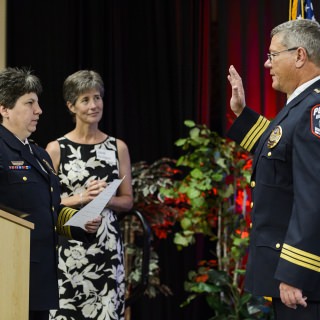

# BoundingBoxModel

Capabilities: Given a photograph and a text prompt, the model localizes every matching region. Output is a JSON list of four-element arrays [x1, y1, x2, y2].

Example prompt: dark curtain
[[221, 0, 288, 131], [7, 0, 211, 164], [7, 1, 320, 319]]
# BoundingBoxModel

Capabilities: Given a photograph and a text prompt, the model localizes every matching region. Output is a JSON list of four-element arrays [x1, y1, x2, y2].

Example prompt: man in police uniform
[[227, 19, 320, 319], [0, 67, 102, 320]]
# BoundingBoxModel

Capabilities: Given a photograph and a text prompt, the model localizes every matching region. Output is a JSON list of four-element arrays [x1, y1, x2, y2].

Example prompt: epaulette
[[314, 88, 320, 94]]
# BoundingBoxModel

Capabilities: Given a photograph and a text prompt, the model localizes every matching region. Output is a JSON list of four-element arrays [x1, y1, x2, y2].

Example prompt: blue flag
[[290, 0, 316, 20], [305, 0, 315, 20]]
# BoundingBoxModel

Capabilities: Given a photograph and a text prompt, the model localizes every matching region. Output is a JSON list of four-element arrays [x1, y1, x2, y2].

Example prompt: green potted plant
[[124, 120, 273, 319]]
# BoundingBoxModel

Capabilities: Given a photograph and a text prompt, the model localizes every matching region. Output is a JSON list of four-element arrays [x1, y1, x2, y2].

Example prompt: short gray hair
[[271, 19, 320, 65], [63, 70, 104, 106]]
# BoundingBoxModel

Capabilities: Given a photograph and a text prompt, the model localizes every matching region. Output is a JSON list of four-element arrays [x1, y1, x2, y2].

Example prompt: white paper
[[64, 177, 125, 229]]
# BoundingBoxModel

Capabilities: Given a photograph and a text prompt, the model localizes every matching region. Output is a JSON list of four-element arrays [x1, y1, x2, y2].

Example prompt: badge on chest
[[267, 125, 282, 149]]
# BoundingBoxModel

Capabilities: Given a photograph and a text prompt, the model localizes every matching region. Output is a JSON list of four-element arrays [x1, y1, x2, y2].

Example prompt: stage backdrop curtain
[[6, 0, 298, 159], [219, 0, 288, 132], [6, 0, 211, 164]]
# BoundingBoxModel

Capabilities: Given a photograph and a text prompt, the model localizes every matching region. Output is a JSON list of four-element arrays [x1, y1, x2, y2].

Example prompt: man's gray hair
[[271, 19, 320, 65]]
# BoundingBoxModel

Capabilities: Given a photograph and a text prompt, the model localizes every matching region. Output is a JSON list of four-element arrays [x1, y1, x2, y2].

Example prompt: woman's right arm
[[45, 140, 61, 172], [46, 140, 80, 207]]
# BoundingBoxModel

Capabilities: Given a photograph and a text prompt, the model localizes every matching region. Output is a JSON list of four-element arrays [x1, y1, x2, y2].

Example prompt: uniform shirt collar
[[287, 75, 320, 105], [15, 136, 29, 145]]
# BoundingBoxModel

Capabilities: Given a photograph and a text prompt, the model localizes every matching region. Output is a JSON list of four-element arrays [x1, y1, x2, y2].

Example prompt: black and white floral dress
[[49, 136, 125, 320]]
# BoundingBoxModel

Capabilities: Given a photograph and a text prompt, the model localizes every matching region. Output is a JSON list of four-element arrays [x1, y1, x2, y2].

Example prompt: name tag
[[96, 149, 116, 164]]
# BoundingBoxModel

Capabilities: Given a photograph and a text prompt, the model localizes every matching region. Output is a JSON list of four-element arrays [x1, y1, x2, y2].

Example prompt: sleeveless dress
[[49, 136, 125, 320]]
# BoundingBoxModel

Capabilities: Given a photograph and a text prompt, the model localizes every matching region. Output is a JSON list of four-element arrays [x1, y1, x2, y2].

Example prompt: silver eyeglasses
[[267, 47, 299, 62]]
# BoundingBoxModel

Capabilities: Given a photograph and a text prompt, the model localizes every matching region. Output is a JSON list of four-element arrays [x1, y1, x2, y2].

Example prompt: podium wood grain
[[0, 209, 34, 320]]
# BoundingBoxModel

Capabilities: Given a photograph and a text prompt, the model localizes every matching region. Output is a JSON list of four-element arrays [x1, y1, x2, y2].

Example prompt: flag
[[305, 0, 316, 20], [289, 0, 316, 20]]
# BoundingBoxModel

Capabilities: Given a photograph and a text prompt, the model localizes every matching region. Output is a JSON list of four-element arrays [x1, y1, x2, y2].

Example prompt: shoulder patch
[[310, 104, 320, 138], [314, 88, 320, 94]]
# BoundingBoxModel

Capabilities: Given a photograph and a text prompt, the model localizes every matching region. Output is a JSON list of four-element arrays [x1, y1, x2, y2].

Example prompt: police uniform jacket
[[0, 124, 92, 310], [228, 79, 320, 300]]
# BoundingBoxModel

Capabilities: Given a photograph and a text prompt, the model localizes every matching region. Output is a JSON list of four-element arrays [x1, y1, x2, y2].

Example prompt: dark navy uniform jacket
[[0, 124, 91, 311], [228, 79, 320, 300]]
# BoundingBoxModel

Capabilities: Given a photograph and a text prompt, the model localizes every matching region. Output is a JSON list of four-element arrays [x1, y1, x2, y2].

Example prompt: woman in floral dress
[[46, 70, 133, 320]]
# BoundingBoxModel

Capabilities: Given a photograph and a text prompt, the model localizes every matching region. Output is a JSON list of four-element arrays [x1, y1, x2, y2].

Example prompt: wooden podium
[[0, 209, 34, 319]]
